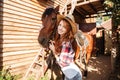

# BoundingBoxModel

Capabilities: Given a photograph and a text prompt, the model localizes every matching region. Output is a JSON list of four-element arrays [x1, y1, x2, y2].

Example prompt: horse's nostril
[[38, 37, 46, 44], [38, 37, 49, 48], [38, 38, 44, 44]]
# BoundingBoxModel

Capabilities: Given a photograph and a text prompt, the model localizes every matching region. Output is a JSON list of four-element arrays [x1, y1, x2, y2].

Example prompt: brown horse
[[38, 6, 63, 80], [38, 6, 59, 48], [38, 6, 93, 78], [74, 31, 93, 77]]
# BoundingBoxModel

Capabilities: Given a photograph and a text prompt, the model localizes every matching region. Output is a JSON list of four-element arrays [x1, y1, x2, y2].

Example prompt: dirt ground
[[83, 54, 111, 80], [46, 54, 120, 80]]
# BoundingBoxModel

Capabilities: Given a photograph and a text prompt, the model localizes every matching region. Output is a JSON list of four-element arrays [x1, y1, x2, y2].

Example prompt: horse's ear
[[55, 5, 59, 13]]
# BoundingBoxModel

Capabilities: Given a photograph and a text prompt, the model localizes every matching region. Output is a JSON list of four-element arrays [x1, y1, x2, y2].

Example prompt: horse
[[38, 6, 63, 80], [38, 6, 93, 78], [38, 6, 59, 48], [74, 31, 93, 77]]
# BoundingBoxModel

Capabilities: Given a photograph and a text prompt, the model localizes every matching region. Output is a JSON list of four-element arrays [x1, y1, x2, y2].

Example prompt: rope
[[60, 0, 77, 16], [68, 0, 77, 15], [75, 31, 89, 64], [60, 0, 70, 15]]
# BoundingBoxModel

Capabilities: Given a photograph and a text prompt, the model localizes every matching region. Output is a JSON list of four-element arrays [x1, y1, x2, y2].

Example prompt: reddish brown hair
[[54, 19, 77, 55]]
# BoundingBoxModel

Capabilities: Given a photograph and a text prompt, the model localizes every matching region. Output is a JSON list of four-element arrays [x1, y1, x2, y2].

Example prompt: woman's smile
[[58, 20, 67, 35]]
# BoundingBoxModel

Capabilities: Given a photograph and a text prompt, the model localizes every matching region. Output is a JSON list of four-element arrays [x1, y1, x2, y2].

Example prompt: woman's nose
[[59, 26, 63, 30]]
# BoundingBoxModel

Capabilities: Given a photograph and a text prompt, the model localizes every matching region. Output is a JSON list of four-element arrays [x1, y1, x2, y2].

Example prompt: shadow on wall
[[0, 0, 3, 70]]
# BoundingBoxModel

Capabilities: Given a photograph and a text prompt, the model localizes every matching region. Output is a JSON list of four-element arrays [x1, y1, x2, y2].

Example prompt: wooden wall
[[0, 0, 65, 77]]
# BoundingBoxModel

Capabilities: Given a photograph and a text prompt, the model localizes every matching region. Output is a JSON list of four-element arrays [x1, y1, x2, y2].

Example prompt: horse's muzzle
[[38, 37, 49, 48]]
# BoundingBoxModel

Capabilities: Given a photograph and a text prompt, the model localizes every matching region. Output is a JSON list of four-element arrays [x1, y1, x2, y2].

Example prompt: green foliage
[[104, 0, 120, 26], [39, 73, 49, 80], [104, 0, 114, 11], [26, 75, 35, 80], [104, 16, 110, 21], [0, 68, 20, 80], [26, 73, 49, 80]]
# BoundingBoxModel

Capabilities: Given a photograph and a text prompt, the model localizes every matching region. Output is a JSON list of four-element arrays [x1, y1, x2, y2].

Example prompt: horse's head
[[38, 6, 59, 48]]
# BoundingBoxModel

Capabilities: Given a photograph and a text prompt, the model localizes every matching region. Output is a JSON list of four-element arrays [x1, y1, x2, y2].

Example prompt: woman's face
[[57, 20, 68, 36]]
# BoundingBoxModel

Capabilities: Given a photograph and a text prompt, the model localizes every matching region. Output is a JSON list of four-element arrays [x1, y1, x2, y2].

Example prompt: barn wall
[[0, 0, 65, 77]]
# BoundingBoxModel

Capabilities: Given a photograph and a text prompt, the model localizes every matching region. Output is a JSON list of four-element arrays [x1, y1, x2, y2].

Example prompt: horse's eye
[[52, 17, 56, 21]]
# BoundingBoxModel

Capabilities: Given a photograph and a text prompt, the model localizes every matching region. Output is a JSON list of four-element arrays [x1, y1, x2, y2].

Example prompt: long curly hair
[[54, 19, 77, 55]]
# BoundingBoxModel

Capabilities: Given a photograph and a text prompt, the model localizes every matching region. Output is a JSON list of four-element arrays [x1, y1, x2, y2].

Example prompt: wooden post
[[111, 2, 119, 71]]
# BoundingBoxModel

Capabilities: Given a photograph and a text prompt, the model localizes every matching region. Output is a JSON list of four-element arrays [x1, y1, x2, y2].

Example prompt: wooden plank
[[76, 0, 100, 6], [1, 26, 39, 33], [3, 8, 40, 20], [2, 35, 37, 39], [1, 12, 42, 24], [1, 49, 39, 57], [0, 21, 41, 30], [1, 46, 40, 52], [1, 52, 37, 61], [2, 57, 35, 66], [0, 46, 40, 52], [31, 0, 54, 8], [0, 65, 29, 77], [2, 16, 41, 25], [9, 65, 28, 75], [1, 60, 33, 69], [3, 4, 41, 18], [1, 39, 38, 43], [2, 43, 39, 48], [2, 30, 38, 36], [4, 0, 42, 13], [3, 17, 40, 26]]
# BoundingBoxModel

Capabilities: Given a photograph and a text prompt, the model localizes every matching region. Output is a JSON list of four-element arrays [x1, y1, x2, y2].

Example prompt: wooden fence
[[0, 0, 65, 77]]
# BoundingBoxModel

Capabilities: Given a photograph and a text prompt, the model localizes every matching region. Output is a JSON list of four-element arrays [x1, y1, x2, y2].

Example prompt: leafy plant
[[39, 73, 49, 80], [0, 67, 19, 80], [26, 73, 49, 80], [104, 0, 120, 26]]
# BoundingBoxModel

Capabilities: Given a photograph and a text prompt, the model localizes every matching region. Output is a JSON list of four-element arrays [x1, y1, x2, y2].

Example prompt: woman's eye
[[58, 24, 61, 26]]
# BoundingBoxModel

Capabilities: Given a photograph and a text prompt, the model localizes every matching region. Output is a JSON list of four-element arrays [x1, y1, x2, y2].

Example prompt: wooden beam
[[88, 3, 97, 13], [85, 13, 112, 18], [79, 6, 90, 15], [74, 8, 85, 18], [76, 0, 101, 7]]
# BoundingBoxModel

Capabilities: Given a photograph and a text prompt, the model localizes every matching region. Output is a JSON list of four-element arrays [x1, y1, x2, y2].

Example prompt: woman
[[49, 15, 82, 80]]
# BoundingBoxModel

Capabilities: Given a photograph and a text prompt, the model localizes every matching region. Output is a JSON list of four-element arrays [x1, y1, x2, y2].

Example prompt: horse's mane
[[41, 7, 55, 20]]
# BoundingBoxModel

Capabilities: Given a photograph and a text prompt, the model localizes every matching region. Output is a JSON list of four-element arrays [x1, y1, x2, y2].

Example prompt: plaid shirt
[[57, 41, 75, 68]]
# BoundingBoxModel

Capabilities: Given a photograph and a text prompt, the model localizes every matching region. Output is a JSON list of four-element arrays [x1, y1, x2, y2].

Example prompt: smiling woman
[[49, 16, 82, 80]]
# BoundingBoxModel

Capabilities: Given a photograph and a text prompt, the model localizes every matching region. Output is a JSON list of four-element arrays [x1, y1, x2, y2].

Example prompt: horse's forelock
[[42, 7, 55, 20]]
